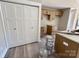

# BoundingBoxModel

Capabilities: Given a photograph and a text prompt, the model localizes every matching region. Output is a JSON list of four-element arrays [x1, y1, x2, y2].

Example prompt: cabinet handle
[[63, 41, 68, 47]]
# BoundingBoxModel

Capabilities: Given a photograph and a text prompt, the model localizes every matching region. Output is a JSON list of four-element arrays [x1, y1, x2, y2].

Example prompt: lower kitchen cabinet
[[55, 34, 79, 58]]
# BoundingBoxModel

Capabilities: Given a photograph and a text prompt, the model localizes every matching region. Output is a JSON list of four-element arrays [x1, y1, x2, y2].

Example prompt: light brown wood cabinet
[[55, 10, 63, 16], [51, 11, 56, 19], [42, 9, 51, 15], [55, 34, 79, 58], [42, 9, 63, 20]]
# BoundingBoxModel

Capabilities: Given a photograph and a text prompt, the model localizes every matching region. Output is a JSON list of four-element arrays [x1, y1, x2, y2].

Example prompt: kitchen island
[[55, 33, 79, 58]]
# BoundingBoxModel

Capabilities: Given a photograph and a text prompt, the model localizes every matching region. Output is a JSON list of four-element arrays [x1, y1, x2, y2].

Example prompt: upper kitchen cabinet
[[51, 11, 56, 19], [42, 9, 63, 20], [55, 10, 63, 16], [42, 9, 51, 15], [42, 9, 51, 20]]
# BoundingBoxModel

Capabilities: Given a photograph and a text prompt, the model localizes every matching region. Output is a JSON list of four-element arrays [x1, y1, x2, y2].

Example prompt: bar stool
[[45, 35, 55, 56]]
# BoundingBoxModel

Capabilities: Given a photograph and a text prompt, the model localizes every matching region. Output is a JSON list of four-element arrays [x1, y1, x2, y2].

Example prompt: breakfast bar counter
[[57, 33, 79, 44]]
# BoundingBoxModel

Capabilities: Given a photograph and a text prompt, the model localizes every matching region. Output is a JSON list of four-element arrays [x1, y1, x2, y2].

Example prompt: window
[[76, 18, 79, 29]]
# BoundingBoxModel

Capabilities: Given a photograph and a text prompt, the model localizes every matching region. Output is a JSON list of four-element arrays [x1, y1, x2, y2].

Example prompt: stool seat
[[45, 35, 52, 39]]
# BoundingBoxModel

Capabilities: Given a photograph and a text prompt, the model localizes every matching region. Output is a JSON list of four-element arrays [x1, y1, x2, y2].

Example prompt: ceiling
[[28, 0, 78, 9]]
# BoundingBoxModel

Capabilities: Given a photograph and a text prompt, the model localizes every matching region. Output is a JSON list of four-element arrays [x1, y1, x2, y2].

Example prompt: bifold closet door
[[23, 5, 39, 44], [1, 2, 39, 47], [1, 2, 26, 47]]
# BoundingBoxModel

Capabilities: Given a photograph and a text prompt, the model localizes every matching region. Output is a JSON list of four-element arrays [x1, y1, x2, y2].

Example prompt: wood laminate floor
[[5, 42, 56, 58], [5, 42, 40, 58]]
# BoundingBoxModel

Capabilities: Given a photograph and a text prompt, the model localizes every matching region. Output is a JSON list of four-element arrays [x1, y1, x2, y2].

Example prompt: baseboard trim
[[9, 41, 39, 48], [1, 47, 9, 58], [2, 41, 39, 58]]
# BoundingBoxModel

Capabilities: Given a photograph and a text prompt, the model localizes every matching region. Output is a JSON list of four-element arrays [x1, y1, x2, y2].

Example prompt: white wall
[[0, 4, 8, 58], [58, 9, 70, 31]]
